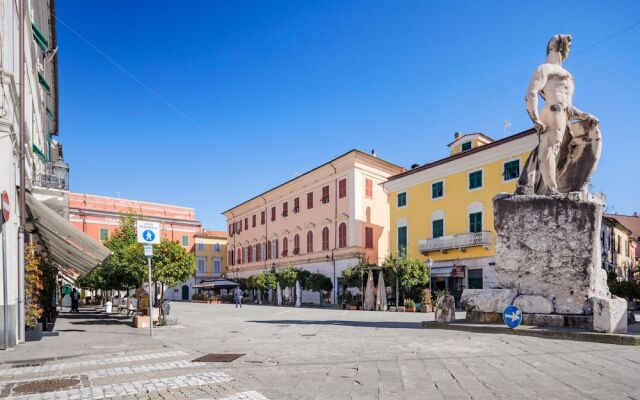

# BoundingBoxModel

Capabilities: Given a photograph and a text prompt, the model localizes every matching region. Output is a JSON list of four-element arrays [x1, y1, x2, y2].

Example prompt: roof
[[605, 214, 640, 239], [386, 128, 536, 183], [447, 132, 495, 147], [222, 149, 404, 215], [195, 230, 227, 238]]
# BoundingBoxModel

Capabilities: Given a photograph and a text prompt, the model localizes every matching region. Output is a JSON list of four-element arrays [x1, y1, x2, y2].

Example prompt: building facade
[[68, 193, 202, 249], [223, 150, 403, 304], [166, 230, 228, 301], [604, 213, 640, 280], [383, 130, 538, 302], [602, 215, 635, 281]]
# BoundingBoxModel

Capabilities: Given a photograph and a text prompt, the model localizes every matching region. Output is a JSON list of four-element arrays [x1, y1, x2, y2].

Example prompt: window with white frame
[[213, 242, 221, 252], [213, 257, 222, 275], [197, 257, 206, 274], [196, 241, 204, 251]]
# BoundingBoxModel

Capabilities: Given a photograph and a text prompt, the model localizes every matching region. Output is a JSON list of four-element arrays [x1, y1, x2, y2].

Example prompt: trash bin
[[104, 301, 113, 313]]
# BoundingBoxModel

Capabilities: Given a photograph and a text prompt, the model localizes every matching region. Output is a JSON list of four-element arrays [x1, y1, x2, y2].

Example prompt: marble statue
[[516, 34, 602, 195]]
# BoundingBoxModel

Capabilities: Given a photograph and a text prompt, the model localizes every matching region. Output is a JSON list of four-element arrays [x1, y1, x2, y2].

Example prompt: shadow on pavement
[[247, 319, 422, 329]]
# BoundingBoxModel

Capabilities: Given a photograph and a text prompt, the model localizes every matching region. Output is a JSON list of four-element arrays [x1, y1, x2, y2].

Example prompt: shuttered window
[[365, 227, 373, 249], [365, 179, 373, 198], [432, 219, 444, 238], [339, 179, 347, 198], [469, 212, 483, 233], [307, 192, 314, 209], [397, 226, 407, 256], [338, 223, 347, 248], [307, 231, 313, 253], [322, 227, 330, 250]]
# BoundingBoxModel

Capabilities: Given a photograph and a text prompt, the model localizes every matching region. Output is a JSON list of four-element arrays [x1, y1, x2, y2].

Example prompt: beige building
[[223, 150, 403, 303]]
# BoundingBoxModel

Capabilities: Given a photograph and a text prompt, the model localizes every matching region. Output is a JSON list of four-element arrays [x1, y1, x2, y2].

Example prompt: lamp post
[[426, 256, 433, 291]]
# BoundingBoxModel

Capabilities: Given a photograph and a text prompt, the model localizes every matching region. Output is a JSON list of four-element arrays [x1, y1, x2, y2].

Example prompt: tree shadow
[[247, 319, 423, 329]]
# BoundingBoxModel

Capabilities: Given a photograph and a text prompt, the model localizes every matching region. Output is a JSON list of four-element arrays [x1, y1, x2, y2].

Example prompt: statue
[[516, 34, 602, 195]]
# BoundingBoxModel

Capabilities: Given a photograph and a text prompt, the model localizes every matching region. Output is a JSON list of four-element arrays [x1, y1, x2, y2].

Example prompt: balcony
[[419, 231, 492, 254], [33, 160, 70, 191]]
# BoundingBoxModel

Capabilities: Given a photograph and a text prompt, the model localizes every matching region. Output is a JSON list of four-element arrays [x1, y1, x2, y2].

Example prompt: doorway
[[181, 285, 189, 300]]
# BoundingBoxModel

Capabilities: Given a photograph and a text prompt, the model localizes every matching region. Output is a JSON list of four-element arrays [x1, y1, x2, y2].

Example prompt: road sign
[[136, 221, 160, 244], [502, 305, 523, 329], [1, 191, 9, 224], [144, 244, 153, 257]]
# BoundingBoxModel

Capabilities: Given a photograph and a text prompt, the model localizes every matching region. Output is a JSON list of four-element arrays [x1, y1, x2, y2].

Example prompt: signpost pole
[[147, 255, 153, 338], [1, 212, 8, 349]]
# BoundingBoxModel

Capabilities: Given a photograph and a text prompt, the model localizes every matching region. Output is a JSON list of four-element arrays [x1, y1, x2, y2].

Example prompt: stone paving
[[1, 304, 640, 399]]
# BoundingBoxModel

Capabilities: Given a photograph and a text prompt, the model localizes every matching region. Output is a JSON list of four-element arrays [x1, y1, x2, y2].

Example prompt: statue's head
[[547, 34, 572, 61]]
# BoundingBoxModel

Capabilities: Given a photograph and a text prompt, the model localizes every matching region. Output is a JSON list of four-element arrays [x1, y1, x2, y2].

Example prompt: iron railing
[[419, 231, 492, 253]]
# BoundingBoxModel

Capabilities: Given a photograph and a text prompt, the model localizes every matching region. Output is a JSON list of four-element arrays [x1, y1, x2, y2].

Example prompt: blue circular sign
[[142, 229, 156, 242], [502, 305, 523, 329]]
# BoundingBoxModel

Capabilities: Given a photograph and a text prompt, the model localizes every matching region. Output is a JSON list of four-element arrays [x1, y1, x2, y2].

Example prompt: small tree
[[383, 254, 430, 305], [24, 244, 44, 329], [276, 266, 298, 289]]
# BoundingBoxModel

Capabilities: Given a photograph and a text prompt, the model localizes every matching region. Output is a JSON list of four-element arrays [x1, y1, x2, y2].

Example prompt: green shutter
[[432, 181, 443, 198], [32, 144, 47, 162], [38, 72, 51, 94], [397, 192, 407, 207], [182, 235, 189, 246], [398, 226, 407, 256], [504, 160, 520, 180], [469, 212, 482, 233], [469, 171, 482, 189], [46, 107, 54, 120], [432, 219, 444, 238], [461, 141, 472, 151], [32, 22, 49, 52]]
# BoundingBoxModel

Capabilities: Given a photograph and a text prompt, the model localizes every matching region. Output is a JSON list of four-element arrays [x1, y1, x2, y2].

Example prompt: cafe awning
[[27, 193, 111, 275], [193, 279, 240, 289]]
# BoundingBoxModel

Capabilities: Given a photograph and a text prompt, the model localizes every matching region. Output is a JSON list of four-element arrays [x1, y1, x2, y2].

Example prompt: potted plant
[[25, 244, 44, 341], [404, 298, 416, 312]]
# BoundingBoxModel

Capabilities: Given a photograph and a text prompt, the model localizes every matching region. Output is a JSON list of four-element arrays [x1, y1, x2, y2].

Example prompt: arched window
[[338, 223, 347, 248], [322, 227, 330, 250], [307, 231, 313, 253], [293, 234, 300, 255], [266, 241, 271, 260], [282, 237, 288, 257], [248, 245, 253, 263], [256, 243, 261, 262]]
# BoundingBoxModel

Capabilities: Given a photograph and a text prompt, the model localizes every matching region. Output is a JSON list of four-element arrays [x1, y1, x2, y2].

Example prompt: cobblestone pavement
[[2, 304, 640, 399]]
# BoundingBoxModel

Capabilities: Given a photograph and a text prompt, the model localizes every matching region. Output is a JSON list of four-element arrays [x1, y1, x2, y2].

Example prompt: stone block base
[[466, 311, 593, 329], [593, 296, 628, 333], [461, 289, 517, 313]]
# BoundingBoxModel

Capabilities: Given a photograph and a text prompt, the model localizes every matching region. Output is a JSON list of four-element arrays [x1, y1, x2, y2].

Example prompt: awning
[[430, 267, 453, 277], [27, 193, 111, 274], [193, 279, 240, 289]]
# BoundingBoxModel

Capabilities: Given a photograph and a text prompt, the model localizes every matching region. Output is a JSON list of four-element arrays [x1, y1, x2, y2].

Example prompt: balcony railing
[[419, 231, 492, 253], [33, 173, 69, 190]]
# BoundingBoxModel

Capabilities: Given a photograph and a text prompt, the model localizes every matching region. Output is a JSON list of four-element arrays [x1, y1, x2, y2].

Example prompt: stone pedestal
[[493, 194, 610, 315], [593, 296, 627, 333]]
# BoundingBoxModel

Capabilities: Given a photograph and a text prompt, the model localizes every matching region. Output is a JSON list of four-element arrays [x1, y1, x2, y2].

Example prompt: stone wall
[[493, 194, 610, 314]]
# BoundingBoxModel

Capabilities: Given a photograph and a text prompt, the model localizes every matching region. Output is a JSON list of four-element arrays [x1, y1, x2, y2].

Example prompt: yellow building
[[383, 129, 537, 299], [194, 230, 228, 280]]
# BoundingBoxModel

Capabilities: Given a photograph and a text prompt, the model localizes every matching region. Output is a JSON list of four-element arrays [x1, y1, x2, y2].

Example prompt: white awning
[[430, 267, 453, 277], [27, 193, 111, 275]]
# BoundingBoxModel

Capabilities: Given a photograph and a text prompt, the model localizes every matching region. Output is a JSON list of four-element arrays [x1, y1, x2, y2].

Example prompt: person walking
[[234, 287, 243, 308], [71, 288, 80, 313]]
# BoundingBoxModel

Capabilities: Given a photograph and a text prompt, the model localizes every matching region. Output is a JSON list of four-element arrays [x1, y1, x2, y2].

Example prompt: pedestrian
[[71, 288, 80, 313], [234, 287, 243, 308]]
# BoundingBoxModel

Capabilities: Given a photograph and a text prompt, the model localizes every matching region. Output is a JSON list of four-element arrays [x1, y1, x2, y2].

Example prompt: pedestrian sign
[[502, 305, 523, 329], [136, 220, 160, 244], [144, 244, 153, 257]]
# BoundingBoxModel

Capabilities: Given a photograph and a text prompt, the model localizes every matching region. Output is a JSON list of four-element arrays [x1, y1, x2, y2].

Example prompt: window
[[397, 226, 407, 256], [282, 202, 288, 217], [365, 227, 373, 249], [294, 197, 300, 213], [322, 227, 330, 251], [469, 171, 483, 190], [262, 242, 266, 261], [271, 207, 276, 221], [503, 160, 520, 180], [468, 269, 483, 289], [307, 192, 314, 209], [271, 240, 278, 259], [282, 237, 288, 257], [293, 234, 300, 255], [338, 223, 347, 248], [256, 243, 262, 262], [339, 179, 347, 198], [99, 228, 109, 241], [197, 257, 206, 274], [213, 258, 222, 275], [397, 192, 407, 208], [248, 245, 253, 263], [213, 243, 221, 252], [197, 242, 204, 251], [244, 218, 248, 230], [182, 235, 189, 246], [461, 141, 472, 151], [321, 186, 330, 204], [261, 211, 266, 225], [229, 224, 234, 236], [469, 212, 483, 233], [307, 231, 313, 253], [432, 181, 444, 199], [252, 214, 256, 228], [365, 178, 373, 198], [237, 248, 241, 264], [432, 219, 444, 238]]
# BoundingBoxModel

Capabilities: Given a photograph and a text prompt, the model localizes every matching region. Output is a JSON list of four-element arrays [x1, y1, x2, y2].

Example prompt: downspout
[[259, 195, 267, 271], [329, 161, 338, 305], [228, 211, 235, 279], [17, 0, 26, 343]]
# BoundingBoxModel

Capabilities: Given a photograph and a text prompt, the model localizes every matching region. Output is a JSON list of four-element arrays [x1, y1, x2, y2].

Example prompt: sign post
[[1, 191, 9, 349], [502, 305, 523, 329], [136, 221, 160, 338]]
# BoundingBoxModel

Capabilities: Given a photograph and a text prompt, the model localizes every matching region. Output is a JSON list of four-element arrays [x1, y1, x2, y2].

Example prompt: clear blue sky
[[57, 1, 640, 229]]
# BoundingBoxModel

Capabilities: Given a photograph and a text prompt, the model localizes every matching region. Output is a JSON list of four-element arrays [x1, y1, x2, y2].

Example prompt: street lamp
[[51, 160, 69, 188], [426, 256, 433, 291]]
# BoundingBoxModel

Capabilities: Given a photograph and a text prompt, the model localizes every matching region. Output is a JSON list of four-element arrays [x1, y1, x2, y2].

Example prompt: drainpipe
[[329, 161, 338, 305], [17, 0, 26, 343], [228, 211, 235, 279], [260, 195, 267, 271]]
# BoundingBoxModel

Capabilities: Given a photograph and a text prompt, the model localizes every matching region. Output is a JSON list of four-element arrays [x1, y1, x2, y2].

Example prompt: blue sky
[[57, 1, 640, 229]]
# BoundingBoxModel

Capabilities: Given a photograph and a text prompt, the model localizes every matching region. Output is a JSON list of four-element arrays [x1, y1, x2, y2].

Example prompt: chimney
[[371, 149, 377, 157], [454, 131, 461, 139]]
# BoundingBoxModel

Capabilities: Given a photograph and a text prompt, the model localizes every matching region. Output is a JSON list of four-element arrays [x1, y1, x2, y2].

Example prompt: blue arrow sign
[[502, 305, 522, 329], [142, 230, 155, 242]]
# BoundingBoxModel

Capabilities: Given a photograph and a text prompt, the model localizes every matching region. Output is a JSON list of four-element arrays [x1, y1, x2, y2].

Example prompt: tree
[[383, 254, 430, 305], [275, 266, 298, 289]]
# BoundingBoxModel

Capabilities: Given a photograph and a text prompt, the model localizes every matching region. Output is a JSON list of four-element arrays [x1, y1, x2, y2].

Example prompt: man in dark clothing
[[71, 288, 80, 313]]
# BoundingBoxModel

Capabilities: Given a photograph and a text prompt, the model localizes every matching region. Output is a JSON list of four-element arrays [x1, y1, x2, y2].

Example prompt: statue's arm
[[525, 67, 548, 133], [570, 105, 599, 125]]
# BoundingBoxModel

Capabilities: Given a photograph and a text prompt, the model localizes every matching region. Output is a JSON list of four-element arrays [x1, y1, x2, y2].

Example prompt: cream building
[[223, 150, 403, 304]]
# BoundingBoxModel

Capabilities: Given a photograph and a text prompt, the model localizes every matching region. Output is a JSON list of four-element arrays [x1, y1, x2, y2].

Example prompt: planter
[[25, 323, 43, 342], [346, 305, 358, 311], [405, 307, 416, 312]]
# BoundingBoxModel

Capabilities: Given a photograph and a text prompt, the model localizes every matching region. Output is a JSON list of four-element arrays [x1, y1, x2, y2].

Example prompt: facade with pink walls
[[223, 150, 403, 303], [68, 193, 202, 250]]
